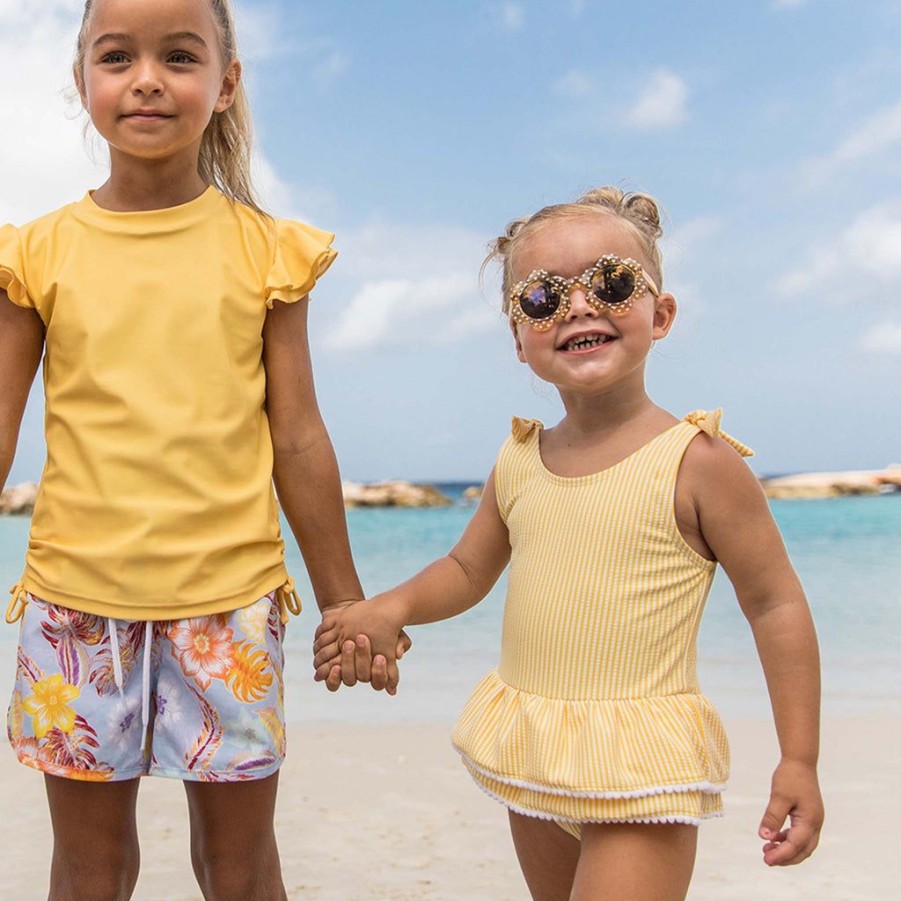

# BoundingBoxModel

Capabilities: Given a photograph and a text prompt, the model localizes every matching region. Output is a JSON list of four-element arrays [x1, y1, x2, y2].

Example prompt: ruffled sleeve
[[0, 224, 34, 308], [264, 219, 337, 309], [684, 408, 754, 457]]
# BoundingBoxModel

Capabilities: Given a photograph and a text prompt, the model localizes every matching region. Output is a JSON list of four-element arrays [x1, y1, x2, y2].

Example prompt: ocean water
[[1, 488, 899, 724]]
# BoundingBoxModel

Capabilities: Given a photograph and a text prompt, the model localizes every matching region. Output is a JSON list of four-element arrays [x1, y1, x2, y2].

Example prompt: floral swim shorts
[[7, 593, 286, 783]]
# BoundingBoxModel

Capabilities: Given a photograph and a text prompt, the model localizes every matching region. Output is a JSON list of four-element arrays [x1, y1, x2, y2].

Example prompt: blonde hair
[[74, 0, 264, 213], [486, 187, 664, 313]]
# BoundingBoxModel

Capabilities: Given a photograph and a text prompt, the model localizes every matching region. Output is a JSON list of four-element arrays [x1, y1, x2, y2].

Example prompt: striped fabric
[[452, 411, 753, 827]]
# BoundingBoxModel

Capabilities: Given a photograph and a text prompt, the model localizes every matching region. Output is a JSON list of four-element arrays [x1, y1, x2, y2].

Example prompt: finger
[[313, 655, 342, 682], [325, 664, 342, 692], [354, 634, 373, 683], [386, 657, 400, 696], [763, 823, 818, 867], [370, 654, 388, 692], [340, 640, 358, 687], [396, 629, 412, 660], [313, 640, 341, 669], [312, 625, 338, 651], [313, 617, 337, 642], [758, 798, 790, 842]]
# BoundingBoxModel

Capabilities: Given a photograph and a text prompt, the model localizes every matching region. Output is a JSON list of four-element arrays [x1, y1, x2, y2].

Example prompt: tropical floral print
[[22, 674, 80, 738], [168, 616, 235, 691], [7, 594, 285, 783], [226, 641, 274, 703]]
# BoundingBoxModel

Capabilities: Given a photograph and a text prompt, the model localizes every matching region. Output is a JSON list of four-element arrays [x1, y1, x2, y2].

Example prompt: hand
[[313, 598, 410, 695], [313, 630, 412, 694], [758, 759, 824, 866]]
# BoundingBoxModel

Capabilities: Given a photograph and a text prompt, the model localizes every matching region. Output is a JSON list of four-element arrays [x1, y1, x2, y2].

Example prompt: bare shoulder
[[680, 431, 760, 499], [675, 432, 765, 561]]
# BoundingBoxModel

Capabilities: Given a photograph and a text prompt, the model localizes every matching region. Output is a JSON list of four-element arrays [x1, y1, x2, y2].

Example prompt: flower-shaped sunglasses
[[509, 254, 659, 331]]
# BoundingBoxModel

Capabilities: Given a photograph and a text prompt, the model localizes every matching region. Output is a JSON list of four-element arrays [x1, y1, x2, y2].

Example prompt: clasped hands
[[313, 597, 410, 695]]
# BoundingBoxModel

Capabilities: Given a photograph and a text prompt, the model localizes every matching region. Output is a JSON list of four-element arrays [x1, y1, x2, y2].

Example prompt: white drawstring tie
[[106, 617, 154, 751], [140, 621, 152, 751], [107, 618, 125, 698]]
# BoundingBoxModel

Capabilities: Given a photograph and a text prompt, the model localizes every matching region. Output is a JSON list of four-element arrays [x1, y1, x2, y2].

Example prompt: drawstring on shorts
[[6, 583, 29, 624], [106, 617, 154, 752], [276, 577, 301, 625]]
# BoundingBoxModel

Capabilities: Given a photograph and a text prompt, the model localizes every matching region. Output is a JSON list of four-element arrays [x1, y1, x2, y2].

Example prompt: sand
[[0, 714, 896, 900]]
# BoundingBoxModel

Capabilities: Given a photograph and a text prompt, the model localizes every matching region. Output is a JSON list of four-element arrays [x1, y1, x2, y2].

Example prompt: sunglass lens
[[519, 280, 561, 320], [590, 263, 635, 306]]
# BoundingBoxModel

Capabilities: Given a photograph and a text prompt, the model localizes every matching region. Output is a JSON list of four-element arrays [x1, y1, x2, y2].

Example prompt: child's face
[[510, 215, 676, 398], [76, 0, 240, 169]]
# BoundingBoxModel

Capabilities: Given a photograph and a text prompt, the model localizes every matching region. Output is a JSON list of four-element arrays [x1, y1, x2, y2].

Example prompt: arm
[[0, 290, 44, 488], [677, 434, 823, 866], [263, 296, 364, 610], [312, 468, 511, 688]]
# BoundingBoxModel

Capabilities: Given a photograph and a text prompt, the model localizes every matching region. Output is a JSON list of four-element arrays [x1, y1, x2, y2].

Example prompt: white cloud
[[569, 0, 587, 16], [322, 224, 499, 352], [232, 2, 282, 63], [497, 2, 524, 31], [659, 217, 722, 334], [777, 204, 901, 300], [0, 3, 103, 224], [553, 69, 594, 99], [804, 101, 901, 185], [663, 216, 723, 258], [859, 322, 901, 355], [312, 48, 350, 90], [626, 69, 688, 130], [0, 0, 301, 227]]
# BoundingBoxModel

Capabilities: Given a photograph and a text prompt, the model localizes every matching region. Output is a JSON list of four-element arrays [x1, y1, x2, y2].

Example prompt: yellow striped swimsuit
[[452, 410, 753, 832]]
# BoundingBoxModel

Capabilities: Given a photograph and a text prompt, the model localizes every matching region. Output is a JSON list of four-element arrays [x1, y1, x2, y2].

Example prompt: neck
[[92, 149, 210, 212], [557, 380, 658, 437]]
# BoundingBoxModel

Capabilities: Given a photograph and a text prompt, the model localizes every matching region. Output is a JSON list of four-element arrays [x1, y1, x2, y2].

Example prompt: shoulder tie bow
[[684, 408, 754, 458]]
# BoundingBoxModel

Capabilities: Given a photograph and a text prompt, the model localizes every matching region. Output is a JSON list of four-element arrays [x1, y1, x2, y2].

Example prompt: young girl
[[313, 188, 824, 900], [0, 1, 398, 898]]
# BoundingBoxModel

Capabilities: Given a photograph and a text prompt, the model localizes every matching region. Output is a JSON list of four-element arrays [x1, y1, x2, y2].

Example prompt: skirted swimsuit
[[452, 411, 753, 834]]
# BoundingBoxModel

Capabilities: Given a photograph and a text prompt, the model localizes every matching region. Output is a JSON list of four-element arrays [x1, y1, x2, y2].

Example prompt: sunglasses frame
[[509, 254, 660, 332]]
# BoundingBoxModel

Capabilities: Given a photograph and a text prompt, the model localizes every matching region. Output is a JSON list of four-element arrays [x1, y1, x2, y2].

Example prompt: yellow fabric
[[0, 188, 336, 621], [452, 412, 750, 826]]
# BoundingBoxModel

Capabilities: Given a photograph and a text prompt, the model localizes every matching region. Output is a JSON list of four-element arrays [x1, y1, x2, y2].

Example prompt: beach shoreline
[[1, 714, 896, 900]]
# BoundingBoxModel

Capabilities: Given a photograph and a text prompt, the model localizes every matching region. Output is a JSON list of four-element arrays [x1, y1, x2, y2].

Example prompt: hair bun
[[576, 188, 663, 241], [623, 192, 663, 239]]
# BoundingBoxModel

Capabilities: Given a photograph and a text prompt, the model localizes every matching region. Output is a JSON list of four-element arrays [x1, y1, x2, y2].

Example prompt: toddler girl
[[314, 187, 824, 900], [0, 1, 396, 897]]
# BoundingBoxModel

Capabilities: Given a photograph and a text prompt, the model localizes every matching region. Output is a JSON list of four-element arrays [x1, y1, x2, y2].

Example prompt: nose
[[564, 286, 599, 319], [131, 59, 164, 96]]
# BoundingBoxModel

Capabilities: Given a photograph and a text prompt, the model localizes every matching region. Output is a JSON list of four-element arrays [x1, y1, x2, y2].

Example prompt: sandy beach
[[0, 714, 896, 900]]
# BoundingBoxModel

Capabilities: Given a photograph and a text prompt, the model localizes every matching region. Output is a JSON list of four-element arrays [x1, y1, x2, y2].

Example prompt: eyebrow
[[92, 31, 209, 49]]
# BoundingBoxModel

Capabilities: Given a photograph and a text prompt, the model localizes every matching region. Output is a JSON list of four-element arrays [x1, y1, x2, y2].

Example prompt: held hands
[[758, 758, 824, 866], [313, 597, 410, 695]]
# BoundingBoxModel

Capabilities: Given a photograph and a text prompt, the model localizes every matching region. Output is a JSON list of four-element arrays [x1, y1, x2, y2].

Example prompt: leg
[[572, 822, 698, 901], [508, 811, 581, 901], [44, 775, 141, 901], [185, 772, 287, 901]]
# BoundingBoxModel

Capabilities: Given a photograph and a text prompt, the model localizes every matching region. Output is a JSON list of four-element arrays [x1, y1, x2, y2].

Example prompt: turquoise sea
[[1, 489, 899, 724]]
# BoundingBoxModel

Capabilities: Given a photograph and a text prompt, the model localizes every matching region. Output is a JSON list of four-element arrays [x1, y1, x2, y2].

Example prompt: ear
[[651, 292, 677, 340], [73, 65, 88, 110], [215, 59, 242, 113]]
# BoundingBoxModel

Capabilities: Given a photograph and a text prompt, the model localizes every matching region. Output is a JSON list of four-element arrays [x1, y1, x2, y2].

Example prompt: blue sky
[[2, 0, 901, 484]]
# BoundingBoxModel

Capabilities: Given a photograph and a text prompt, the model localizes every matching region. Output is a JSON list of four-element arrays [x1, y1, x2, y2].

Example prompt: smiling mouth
[[559, 334, 615, 352]]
